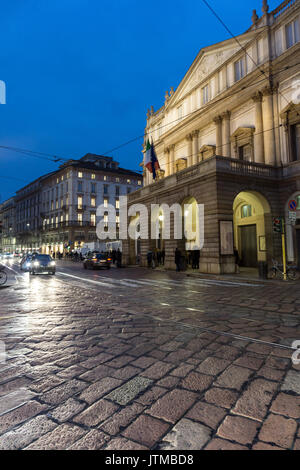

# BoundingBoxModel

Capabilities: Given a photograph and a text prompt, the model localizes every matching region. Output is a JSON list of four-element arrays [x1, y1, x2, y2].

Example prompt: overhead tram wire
[[0, 56, 299, 163], [201, 0, 300, 118], [101, 60, 300, 156]]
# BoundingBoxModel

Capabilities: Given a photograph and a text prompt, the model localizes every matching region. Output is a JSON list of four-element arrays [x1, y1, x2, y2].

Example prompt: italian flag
[[144, 139, 160, 179]]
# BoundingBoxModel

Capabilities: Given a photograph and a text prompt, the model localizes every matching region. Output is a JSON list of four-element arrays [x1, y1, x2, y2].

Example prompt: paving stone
[[25, 423, 86, 450], [100, 403, 145, 435], [258, 414, 298, 449], [257, 366, 286, 381], [0, 415, 56, 450], [0, 389, 37, 416], [196, 357, 231, 376], [204, 387, 238, 409], [29, 375, 65, 393], [0, 400, 47, 434], [186, 401, 227, 429], [234, 354, 264, 370], [180, 372, 213, 393], [78, 377, 122, 404], [170, 364, 195, 378], [204, 438, 248, 450], [158, 418, 211, 450], [40, 379, 87, 405], [0, 377, 32, 397], [147, 389, 197, 424], [106, 377, 153, 406], [217, 415, 260, 445], [50, 398, 86, 423], [141, 361, 174, 380], [270, 393, 300, 419], [281, 370, 300, 394], [233, 379, 278, 421], [135, 386, 167, 406], [73, 399, 118, 427], [215, 365, 253, 390], [252, 442, 285, 450], [122, 414, 169, 448], [112, 366, 141, 381], [130, 356, 156, 369], [67, 429, 110, 450], [157, 376, 180, 388], [104, 437, 148, 450]]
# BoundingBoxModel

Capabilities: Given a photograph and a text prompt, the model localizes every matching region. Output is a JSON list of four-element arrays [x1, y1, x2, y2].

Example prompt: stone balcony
[[128, 156, 285, 202]]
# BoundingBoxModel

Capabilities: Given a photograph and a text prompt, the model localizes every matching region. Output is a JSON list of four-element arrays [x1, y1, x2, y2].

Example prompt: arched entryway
[[233, 191, 271, 269]]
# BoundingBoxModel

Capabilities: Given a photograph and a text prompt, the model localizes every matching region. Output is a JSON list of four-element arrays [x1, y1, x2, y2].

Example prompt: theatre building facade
[[123, 0, 300, 274]]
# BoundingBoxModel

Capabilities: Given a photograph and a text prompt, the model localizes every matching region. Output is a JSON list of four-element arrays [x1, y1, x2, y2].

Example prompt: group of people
[[175, 248, 200, 272], [146, 249, 165, 268]]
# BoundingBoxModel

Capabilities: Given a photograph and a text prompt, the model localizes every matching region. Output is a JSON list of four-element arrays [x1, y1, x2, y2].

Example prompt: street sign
[[289, 211, 297, 225], [288, 200, 297, 211], [273, 217, 283, 233]]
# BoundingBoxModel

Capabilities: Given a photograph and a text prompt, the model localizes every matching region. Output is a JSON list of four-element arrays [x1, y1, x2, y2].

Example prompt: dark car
[[30, 254, 56, 275], [83, 253, 111, 270], [20, 254, 33, 271]]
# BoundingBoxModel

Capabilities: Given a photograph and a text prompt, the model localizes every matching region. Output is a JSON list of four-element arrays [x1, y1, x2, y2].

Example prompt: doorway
[[239, 225, 258, 267]]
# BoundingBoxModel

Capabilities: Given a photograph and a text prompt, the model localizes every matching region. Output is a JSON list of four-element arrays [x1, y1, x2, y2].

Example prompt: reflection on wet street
[[0, 261, 299, 450]]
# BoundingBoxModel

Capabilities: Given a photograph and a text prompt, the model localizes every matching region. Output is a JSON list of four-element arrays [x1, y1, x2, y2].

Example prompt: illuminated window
[[127, 179, 131, 184], [104, 198, 108, 208], [90, 213, 96, 226], [61, 175, 64, 182], [78, 196, 83, 209], [104, 176, 107, 181], [116, 199, 120, 209], [138, 180, 142, 186], [56, 178, 59, 184], [78, 171, 83, 178], [56, 200, 59, 209], [241, 204, 252, 218], [91, 197, 96, 207], [116, 215, 120, 223], [116, 177, 120, 182], [91, 173, 96, 180], [104, 214, 108, 223], [78, 213, 83, 223]]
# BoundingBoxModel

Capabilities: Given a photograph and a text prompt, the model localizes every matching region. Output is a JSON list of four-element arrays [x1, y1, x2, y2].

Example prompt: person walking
[[116, 249, 122, 268], [175, 248, 181, 272], [147, 251, 153, 268]]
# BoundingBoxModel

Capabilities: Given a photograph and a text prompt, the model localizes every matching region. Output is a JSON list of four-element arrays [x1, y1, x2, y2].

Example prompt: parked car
[[30, 254, 56, 275], [83, 253, 111, 270]]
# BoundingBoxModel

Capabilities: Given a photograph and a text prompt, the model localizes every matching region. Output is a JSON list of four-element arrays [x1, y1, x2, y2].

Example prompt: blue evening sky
[[0, 0, 279, 201]]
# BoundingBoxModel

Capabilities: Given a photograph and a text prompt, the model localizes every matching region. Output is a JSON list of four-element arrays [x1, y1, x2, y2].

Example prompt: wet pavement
[[0, 260, 299, 450]]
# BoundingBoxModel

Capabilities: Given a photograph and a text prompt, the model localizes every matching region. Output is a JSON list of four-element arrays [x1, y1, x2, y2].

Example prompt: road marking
[[122, 279, 172, 290], [57, 272, 117, 288]]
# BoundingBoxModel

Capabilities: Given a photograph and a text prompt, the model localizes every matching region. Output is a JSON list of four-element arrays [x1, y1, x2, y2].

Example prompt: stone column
[[169, 144, 175, 174], [192, 130, 199, 165], [164, 147, 170, 177], [252, 92, 265, 163], [186, 134, 193, 167], [213, 116, 223, 155], [262, 87, 276, 165], [221, 111, 231, 157]]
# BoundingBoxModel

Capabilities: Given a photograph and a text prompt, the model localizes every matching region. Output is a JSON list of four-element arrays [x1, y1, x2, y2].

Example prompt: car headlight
[[50, 261, 56, 266], [33, 261, 40, 267]]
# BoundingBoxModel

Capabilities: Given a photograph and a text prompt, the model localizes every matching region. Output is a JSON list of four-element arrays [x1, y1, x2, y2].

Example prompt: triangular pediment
[[168, 31, 261, 108]]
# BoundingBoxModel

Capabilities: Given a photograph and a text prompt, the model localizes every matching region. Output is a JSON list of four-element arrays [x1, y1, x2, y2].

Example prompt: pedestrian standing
[[175, 248, 181, 272]]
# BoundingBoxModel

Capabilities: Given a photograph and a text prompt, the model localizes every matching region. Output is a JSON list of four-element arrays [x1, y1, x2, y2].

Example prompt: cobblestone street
[[0, 261, 299, 450]]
